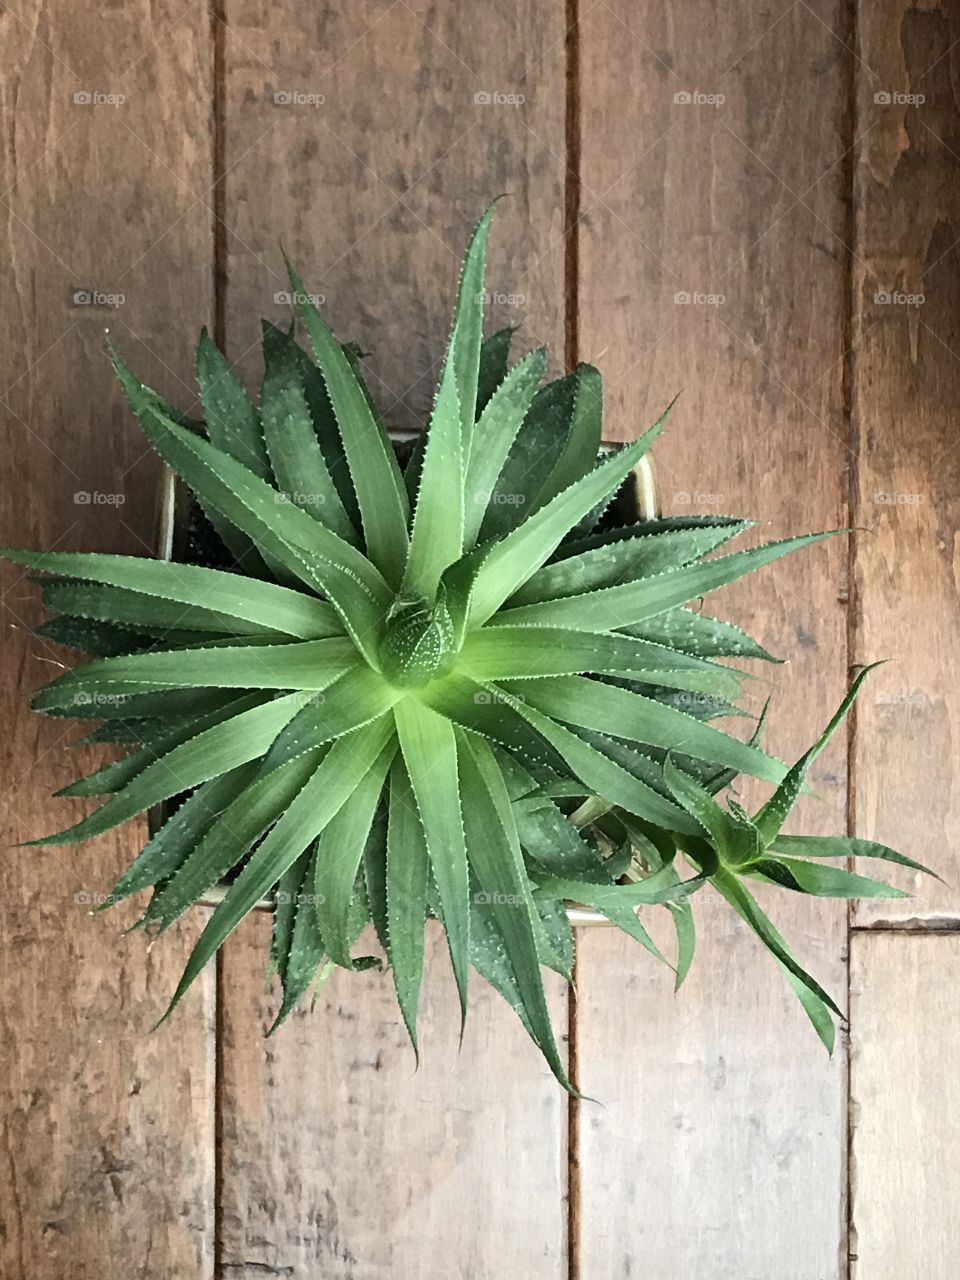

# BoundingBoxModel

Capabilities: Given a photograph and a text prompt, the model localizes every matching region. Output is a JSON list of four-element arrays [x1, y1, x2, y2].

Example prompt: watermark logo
[[874, 90, 925, 106], [478, 289, 526, 307], [873, 490, 925, 505], [275, 890, 326, 906], [874, 289, 924, 307], [275, 490, 328, 508], [71, 288, 125, 309], [673, 290, 725, 306], [274, 289, 325, 307], [875, 689, 927, 707], [673, 490, 725, 507], [74, 490, 125, 506], [75, 890, 123, 907], [668, 691, 730, 712], [474, 890, 524, 906], [273, 90, 326, 108], [73, 90, 126, 108], [478, 491, 526, 506], [673, 89, 725, 108], [73, 691, 131, 708], [473, 690, 522, 706], [474, 90, 525, 107]]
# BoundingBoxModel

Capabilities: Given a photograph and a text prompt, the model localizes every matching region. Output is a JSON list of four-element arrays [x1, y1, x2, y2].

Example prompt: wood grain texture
[[575, 2, 854, 1273], [221, 0, 567, 419], [217, 3, 569, 1273], [849, 933, 960, 1277], [219, 920, 567, 1278], [0, 5, 215, 1275], [851, 0, 960, 923], [577, 900, 846, 1280]]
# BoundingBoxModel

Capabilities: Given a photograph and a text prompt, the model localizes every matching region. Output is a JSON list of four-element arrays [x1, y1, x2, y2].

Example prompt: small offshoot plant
[[4, 206, 932, 1090]]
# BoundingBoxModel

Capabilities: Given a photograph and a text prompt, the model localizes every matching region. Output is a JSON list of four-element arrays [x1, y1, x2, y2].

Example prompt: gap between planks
[[850, 920, 960, 933], [210, 0, 227, 1276], [564, 0, 583, 1277]]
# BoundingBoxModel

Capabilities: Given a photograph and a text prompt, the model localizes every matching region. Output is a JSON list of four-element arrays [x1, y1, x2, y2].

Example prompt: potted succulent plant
[[4, 206, 930, 1089]]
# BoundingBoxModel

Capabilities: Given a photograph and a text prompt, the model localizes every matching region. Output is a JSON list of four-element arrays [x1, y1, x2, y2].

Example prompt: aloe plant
[[4, 207, 930, 1089]]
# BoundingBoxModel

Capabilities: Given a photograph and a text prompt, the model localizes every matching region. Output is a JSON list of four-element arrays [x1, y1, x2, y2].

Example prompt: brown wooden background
[[1, 2, 958, 1276]]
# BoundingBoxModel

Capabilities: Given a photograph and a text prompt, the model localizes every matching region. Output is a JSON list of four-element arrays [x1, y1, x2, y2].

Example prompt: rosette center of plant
[[378, 593, 458, 687]]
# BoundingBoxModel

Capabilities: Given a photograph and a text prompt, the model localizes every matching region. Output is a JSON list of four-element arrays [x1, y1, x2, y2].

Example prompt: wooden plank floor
[[575, 2, 851, 1271], [216, 5, 570, 1271], [0, 1, 956, 1277], [0, 5, 216, 1276]]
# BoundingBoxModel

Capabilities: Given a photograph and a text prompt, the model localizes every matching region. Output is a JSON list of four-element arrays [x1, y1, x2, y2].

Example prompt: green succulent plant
[[4, 206, 932, 1089]]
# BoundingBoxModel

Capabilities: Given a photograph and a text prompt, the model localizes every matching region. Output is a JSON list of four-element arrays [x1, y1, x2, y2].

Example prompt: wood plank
[[0, 6, 215, 1275], [217, 3, 570, 1272], [221, 0, 567, 411], [850, 932, 960, 1277], [220, 920, 567, 1277], [575, 2, 853, 1273], [851, 0, 960, 923], [576, 901, 846, 1279]]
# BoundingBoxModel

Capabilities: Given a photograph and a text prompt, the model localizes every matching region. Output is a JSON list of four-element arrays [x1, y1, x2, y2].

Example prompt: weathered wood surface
[[220, 920, 567, 1277], [217, 3, 570, 1273], [1, 2, 958, 1277], [851, 0, 960, 924], [0, 3, 216, 1277], [574, 1, 852, 1272], [849, 933, 960, 1277], [221, 0, 568, 414]]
